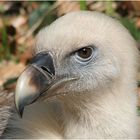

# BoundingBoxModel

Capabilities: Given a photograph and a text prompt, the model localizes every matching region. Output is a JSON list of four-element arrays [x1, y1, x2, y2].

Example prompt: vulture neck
[[59, 83, 138, 138]]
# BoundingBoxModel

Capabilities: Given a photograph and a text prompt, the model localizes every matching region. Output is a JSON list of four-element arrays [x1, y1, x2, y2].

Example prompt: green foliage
[[28, 2, 57, 35], [0, 4, 4, 13], [137, 106, 140, 116], [0, 23, 18, 62], [3, 77, 18, 89], [29, 2, 51, 27], [79, 0, 87, 10], [105, 1, 114, 16], [119, 18, 140, 41], [0, 25, 11, 61]]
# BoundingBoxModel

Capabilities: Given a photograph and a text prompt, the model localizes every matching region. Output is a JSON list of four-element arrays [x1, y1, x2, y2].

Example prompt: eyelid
[[73, 45, 98, 65], [70, 45, 96, 57]]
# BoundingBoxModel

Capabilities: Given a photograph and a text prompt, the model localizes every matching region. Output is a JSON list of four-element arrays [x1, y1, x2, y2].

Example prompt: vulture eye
[[75, 46, 95, 63]]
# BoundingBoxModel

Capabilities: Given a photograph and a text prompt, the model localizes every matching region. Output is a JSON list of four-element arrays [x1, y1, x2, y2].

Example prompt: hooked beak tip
[[16, 103, 24, 118], [19, 107, 24, 118]]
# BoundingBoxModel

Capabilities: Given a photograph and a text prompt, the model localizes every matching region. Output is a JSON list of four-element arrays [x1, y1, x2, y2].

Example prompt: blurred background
[[0, 1, 140, 108]]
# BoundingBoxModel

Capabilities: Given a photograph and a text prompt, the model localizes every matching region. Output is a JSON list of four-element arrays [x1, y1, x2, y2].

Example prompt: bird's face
[[15, 12, 135, 117]]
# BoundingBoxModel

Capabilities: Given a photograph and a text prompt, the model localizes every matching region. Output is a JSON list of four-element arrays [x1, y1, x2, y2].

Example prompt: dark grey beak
[[15, 52, 55, 117]]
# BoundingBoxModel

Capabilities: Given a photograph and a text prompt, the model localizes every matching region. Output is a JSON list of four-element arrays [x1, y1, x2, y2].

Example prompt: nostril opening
[[41, 66, 53, 75], [41, 66, 48, 71]]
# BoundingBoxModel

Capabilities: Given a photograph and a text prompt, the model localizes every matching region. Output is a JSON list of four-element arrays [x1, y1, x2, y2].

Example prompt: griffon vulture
[[0, 11, 139, 138]]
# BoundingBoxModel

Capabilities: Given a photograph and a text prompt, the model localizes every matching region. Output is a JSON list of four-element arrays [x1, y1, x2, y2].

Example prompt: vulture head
[[14, 11, 139, 138]]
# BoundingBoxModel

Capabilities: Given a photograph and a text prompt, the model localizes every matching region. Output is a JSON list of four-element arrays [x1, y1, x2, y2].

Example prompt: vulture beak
[[15, 52, 77, 118]]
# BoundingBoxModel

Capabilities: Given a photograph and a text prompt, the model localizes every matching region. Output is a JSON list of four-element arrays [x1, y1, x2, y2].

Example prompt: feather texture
[[0, 11, 139, 138]]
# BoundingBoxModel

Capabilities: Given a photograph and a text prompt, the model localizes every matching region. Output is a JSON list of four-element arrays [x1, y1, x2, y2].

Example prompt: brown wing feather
[[0, 91, 14, 136]]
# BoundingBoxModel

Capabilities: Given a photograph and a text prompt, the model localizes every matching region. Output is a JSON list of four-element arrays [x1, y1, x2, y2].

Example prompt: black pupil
[[77, 47, 92, 59]]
